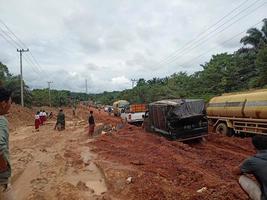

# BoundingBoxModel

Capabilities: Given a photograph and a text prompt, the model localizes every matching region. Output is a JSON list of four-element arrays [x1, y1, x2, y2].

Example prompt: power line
[[0, 27, 23, 49], [0, 30, 42, 83], [153, 0, 266, 68], [157, 0, 266, 68], [177, 20, 264, 70], [0, 19, 49, 78], [0, 25, 41, 73], [0, 30, 42, 75], [0, 20, 45, 72], [0, 31, 18, 49], [0, 19, 27, 48], [154, 0, 252, 66]]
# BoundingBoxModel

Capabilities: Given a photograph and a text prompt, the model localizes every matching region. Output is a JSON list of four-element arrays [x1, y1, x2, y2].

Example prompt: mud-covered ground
[[7, 105, 253, 199], [8, 105, 110, 199]]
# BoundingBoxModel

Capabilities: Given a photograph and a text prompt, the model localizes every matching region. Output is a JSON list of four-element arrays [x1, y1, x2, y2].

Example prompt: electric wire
[[154, 0, 251, 65], [156, 0, 266, 68], [0, 19, 49, 81], [0, 19, 47, 74], [178, 20, 264, 69], [153, 0, 264, 68]]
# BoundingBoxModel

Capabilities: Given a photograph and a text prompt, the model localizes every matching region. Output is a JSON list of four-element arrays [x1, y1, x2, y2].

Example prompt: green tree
[[255, 46, 267, 86], [240, 18, 267, 49], [0, 62, 11, 86]]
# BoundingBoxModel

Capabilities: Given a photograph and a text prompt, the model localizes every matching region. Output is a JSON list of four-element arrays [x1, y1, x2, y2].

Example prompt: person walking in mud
[[234, 135, 267, 200], [54, 109, 65, 131], [34, 111, 40, 132], [0, 87, 14, 199], [72, 106, 76, 117], [88, 111, 95, 137], [108, 106, 112, 116]]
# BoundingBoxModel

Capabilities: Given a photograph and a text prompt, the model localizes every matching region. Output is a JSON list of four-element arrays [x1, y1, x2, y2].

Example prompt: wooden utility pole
[[17, 48, 29, 107], [47, 81, 53, 107], [85, 79, 88, 94]]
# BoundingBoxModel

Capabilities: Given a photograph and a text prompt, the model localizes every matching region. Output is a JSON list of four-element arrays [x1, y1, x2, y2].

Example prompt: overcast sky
[[0, 0, 266, 93]]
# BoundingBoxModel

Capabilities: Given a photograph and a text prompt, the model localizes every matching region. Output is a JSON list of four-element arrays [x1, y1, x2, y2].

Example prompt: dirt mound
[[91, 126, 254, 200], [6, 104, 34, 131]]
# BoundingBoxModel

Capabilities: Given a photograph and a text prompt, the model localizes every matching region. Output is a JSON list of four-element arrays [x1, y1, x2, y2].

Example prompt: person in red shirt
[[34, 111, 40, 131]]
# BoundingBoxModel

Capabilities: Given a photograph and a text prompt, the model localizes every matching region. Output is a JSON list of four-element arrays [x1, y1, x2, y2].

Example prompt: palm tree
[[240, 18, 267, 49]]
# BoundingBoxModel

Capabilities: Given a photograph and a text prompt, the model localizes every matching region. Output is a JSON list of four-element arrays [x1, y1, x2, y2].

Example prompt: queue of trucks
[[106, 89, 267, 141]]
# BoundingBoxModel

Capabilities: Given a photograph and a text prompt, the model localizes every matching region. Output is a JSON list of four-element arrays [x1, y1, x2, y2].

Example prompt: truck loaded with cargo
[[121, 104, 147, 125], [143, 99, 208, 141], [113, 100, 130, 117], [207, 89, 267, 136]]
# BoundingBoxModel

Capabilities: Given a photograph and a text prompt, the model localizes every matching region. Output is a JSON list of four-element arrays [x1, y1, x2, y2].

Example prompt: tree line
[[0, 65, 89, 107], [1, 19, 266, 107]]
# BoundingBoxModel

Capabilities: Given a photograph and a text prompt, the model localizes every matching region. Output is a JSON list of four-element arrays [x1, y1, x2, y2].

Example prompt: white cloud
[[0, 0, 266, 93], [111, 76, 131, 85]]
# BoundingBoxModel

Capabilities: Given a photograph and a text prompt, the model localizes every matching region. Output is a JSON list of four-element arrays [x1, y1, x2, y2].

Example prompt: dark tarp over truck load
[[145, 99, 208, 141]]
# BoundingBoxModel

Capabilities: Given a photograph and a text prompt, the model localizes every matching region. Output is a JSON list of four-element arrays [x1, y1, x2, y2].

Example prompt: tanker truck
[[207, 89, 267, 136]]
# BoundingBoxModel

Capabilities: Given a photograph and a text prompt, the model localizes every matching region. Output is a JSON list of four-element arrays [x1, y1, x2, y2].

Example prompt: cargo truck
[[113, 100, 130, 117], [143, 99, 208, 141], [207, 89, 267, 136], [121, 104, 147, 125]]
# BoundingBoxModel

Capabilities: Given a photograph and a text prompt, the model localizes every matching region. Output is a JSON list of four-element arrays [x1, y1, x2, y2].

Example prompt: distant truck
[[143, 99, 208, 141], [113, 100, 130, 117], [121, 104, 147, 125], [207, 89, 267, 136]]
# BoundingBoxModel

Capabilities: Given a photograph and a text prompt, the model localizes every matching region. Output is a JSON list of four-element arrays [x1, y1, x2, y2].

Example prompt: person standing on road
[[72, 106, 76, 117], [34, 111, 40, 132], [234, 135, 267, 200], [88, 111, 95, 137], [108, 106, 112, 116], [0, 87, 14, 199], [40, 110, 45, 126], [43, 110, 47, 124], [54, 109, 65, 131]]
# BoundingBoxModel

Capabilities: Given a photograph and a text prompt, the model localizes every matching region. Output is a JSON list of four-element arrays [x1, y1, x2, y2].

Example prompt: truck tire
[[215, 123, 229, 135]]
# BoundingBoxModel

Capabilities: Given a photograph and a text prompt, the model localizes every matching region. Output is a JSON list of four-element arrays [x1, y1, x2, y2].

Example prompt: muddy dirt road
[[8, 105, 254, 199], [9, 106, 110, 200]]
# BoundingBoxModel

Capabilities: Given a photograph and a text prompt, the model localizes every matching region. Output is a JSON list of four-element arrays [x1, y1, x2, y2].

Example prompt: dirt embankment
[[6, 104, 34, 131], [91, 118, 254, 200]]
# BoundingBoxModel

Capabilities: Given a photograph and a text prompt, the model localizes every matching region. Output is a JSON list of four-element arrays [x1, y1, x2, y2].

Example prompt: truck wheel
[[215, 123, 229, 135]]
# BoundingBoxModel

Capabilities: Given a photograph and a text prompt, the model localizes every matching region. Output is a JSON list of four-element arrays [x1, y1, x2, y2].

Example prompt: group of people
[[0, 86, 266, 199], [34, 110, 51, 131], [38, 109, 65, 131], [34, 108, 66, 132]]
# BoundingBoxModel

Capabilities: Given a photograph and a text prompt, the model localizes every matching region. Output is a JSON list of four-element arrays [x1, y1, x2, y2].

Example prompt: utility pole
[[47, 81, 53, 107], [131, 79, 137, 89], [17, 48, 29, 107], [85, 79, 88, 94]]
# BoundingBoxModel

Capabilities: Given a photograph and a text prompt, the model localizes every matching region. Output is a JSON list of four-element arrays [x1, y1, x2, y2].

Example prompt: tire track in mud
[[10, 110, 109, 200]]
